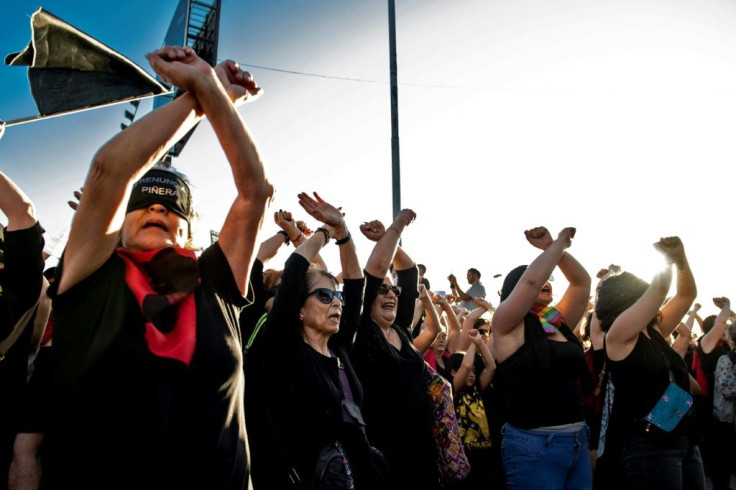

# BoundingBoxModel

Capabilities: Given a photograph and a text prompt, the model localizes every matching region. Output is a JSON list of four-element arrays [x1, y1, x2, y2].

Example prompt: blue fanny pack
[[642, 381, 693, 432]]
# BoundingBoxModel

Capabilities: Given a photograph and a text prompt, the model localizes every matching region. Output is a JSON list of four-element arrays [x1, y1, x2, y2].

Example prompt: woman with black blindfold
[[257, 192, 396, 490], [491, 226, 593, 489], [45, 46, 272, 489]]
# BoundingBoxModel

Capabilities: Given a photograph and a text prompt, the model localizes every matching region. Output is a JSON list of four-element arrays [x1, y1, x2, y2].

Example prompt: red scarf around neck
[[116, 246, 200, 366]]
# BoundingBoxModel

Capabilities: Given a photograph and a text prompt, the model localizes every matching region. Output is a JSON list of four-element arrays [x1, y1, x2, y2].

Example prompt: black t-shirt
[[46, 243, 250, 490], [494, 312, 590, 429], [0, 222, 44, 480], [607, 326, 696, 441], [239, 257, 265, 347], [0, 222, 44, 402], [352, 267, 440, 489]]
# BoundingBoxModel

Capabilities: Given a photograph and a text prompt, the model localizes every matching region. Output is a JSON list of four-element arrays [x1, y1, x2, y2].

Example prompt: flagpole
[[388, 0, 401, 219], [1, 92, 171, 127]]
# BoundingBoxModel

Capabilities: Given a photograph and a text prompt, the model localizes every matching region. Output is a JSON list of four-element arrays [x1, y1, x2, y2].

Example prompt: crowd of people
[[0, 45, 735, 490]]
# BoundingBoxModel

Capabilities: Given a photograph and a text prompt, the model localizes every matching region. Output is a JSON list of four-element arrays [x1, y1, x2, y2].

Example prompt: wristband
[[277, 230, 290, 245], [315, 228, 331, 247], [335, 232, 352, 246], [292, 233, 305, 246]]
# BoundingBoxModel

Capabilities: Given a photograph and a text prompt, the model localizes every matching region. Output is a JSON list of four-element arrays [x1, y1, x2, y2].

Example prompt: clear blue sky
[[2, 0, 736, 317]]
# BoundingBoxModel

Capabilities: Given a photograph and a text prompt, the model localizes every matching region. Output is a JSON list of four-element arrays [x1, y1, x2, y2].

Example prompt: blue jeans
[[621, 434, 705, 490], [501, 423, 592, 490]]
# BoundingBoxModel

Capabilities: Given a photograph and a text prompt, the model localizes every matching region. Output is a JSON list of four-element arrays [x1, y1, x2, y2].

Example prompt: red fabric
[[691, 349, 709, 396], [40, 315, 54, 345], [424, 349, 451, 371], [582, 348, 604, 415], [116, 247, 200, 366]]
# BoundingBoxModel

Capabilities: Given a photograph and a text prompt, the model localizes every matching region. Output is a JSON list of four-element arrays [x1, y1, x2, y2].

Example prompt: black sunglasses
[[377, 284, 402, 296], [308, 288, 345, 305]]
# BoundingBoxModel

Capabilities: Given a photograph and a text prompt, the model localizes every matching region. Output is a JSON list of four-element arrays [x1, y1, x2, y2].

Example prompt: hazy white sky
[[1, 0, 735, 316]]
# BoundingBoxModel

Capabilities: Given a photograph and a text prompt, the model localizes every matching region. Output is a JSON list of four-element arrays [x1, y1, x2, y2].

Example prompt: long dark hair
[[595, 272, 650, 332]]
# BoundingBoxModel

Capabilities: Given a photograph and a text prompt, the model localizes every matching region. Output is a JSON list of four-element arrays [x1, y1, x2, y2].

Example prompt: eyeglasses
[[377, 284, 402, 296], [308, 288, 345, 305]]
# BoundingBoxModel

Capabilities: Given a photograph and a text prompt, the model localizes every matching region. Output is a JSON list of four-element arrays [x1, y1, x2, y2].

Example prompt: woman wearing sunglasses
[[352, 210, 443, 490], [260, 192, 396, 490]]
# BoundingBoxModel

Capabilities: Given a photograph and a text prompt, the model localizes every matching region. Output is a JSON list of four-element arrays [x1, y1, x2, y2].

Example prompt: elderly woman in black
[[491, 226, 592, 489], [596, 237, 701, 489], [261, 192, 395, 490], [351, 210, 443, 490], [46, 47, 270, 489]]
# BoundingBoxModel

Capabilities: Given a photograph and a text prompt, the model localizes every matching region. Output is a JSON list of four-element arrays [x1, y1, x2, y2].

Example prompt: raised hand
[[418, 283, 429, 301], [214, 59, 261, 105], [474, 297, 494, 311], [432, 292, 448, 306], [297, 192, 345, 228], [596, 264, 621, 279], [395, 209, 416, 227], [295, 220, 312, 237], [713, 297, 730, 309], [359, 220, 386, 242], [67, 187, 84, 211], [524, 226, 554, 250], [274, 210, 301, 239], [274, 209, 293, 226], [145, 46, 212, 93], [448, 273, 457, 284], [556, 227, 576, 248], [653, 236, 685, 267]]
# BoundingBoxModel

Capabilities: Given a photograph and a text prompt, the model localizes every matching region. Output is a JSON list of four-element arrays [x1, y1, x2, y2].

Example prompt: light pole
[[388, 0, 401, 218]]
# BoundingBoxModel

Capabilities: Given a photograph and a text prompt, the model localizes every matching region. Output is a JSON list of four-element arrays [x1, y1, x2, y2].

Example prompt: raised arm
[[58, 48, 205, 294], [298, 192, 360, 280], [701, 297, 731, 354], [0, 171, 37, 231], [458, 298, 494, 351], [449, 274, 473, 303], [362, 210, 416, 278], [492, 227, 576, 336], [684, 303, 702, 335], [654, 238, 696, 338], [176, 56, 272, 296], [437, 295, 462, 353], [671, 322, 692, 359], [605, 239, 681, 361], [453, 342, 477, 393], [550, 246, 591, 330], [256, 210, 311, 265], [473, 330, 496, 391], [413, 284, 442, 355], [0, 169, 44, 314]]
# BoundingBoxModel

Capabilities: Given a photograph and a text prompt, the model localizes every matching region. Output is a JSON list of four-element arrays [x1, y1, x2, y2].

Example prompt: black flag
[[4, 8, 170, 125]]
